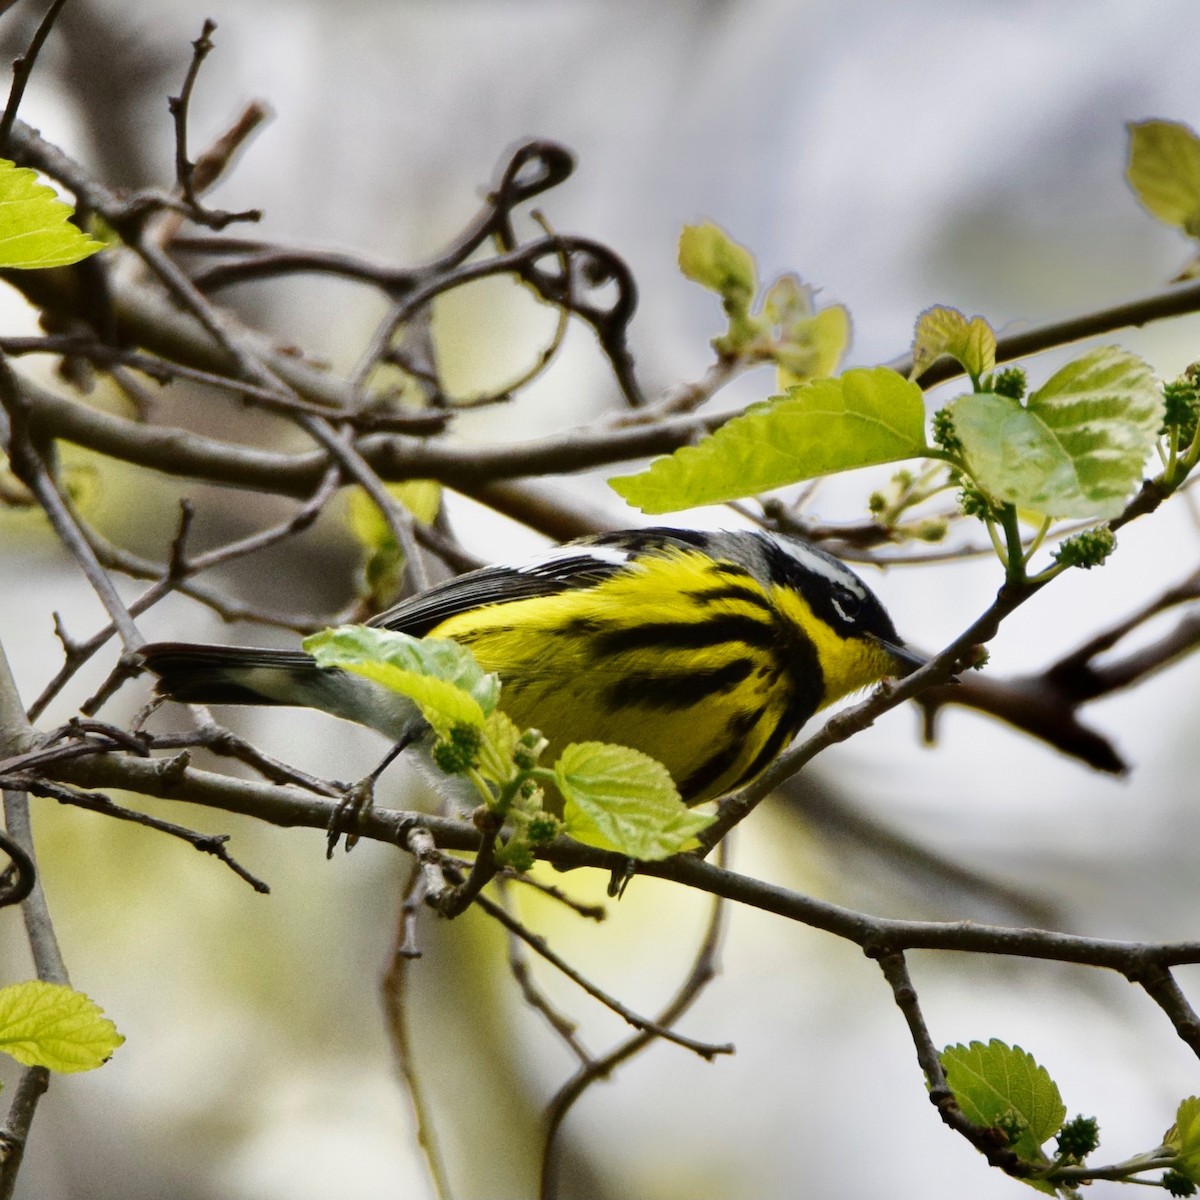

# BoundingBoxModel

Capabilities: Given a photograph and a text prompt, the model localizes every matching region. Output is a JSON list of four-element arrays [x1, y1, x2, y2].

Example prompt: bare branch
[[468, 886, 733, 1061], [540, 843, 729, 1200], [0, 359, 143, 652], [0, 0, 68, 153], [891, 276, 1200, 387], [381, 851, 455, 1200], [875, 952, 1026, 1175], [916, 562, 1200, 773], [165, 20, 260, 229]]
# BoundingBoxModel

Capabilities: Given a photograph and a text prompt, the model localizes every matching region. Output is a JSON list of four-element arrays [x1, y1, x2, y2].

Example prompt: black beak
[[873, 636, 927, 677]]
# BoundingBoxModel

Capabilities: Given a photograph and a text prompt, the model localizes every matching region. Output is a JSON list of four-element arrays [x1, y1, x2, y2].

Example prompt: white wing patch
[[517, 543, 633, 573]]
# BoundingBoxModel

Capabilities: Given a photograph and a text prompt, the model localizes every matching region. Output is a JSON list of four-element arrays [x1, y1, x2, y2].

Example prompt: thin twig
[[0, 1067, 49, 1200], [145, 727, 344, 797], [10, 773, 270, 892], [28, 472, 340, 720], [435, 813, 500, 918], [0, 0, 69, 154], [381, 856, 454, 1200], [469, 887, 733, 1061], [891, 276, 1200, 387], [165, 20, 259, 229], [874, 951, 1025, 1173], [540, 840, 730, 1200], [0, 335, 359, 420], [0, 827, 35, 907], [0, 359, 143, 652], [500, 871, 606, 921], [296, 414, 430, 593], [497, 878, 593, 1064], [1127, 963, 1200, 1058]]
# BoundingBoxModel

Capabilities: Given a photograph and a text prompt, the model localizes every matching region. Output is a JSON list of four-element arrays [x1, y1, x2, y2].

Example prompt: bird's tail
[[140, 641, 420, 741], [140, 642, 323, 707]]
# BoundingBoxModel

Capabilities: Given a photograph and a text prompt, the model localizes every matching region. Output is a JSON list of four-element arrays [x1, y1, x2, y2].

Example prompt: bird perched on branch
[[141, 527, 922, 804]]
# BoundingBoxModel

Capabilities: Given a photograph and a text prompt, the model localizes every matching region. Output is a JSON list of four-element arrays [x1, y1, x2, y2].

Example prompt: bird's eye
[[830, 586, 863, 623]]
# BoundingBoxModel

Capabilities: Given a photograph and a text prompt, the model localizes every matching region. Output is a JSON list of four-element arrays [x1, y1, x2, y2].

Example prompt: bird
[[140, 527, 923, 805]]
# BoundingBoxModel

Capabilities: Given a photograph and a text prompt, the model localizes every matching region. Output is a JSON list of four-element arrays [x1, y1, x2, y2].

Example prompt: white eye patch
[[768, 536, 868, 600]]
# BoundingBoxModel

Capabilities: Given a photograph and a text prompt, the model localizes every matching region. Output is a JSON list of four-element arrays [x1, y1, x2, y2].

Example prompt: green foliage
[[0, 980, 123, 1073], [931, 408, 963, 455], [946, 347, 1163, 520], [1164, 1170, 1198, 1197], [305, 625, 709, 863], [611, 366, 926, 513], [305, 625, 500, 737], [0, 160, 105, 269], [347, 480, 441, 610], [941, 1040, 1066, 1171], [988, 366, 1028, 402], [678, 220, 757, 330], [1126, 119, 1200, 236], [911, 306, 997, 382], [1055, 1115, 1100, 1161], [431, 724, 484, 774], [1165, 1096, 1200, 1184], [556, 742, 711, 861], [1162, 373, 1200, 443], [1053, 527, 1116, 570], [763, 277, 851, 387], [678, 221, 849, 379]]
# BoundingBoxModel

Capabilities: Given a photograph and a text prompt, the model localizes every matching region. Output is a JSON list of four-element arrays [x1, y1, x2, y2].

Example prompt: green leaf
[[347, 480, 441, 609], [304, 625, 500, 735], [942, 1040, 1066, 1173], [1165, 1096, 1200, 1182], [611, 366, 928, 514], [0, 981, 123, 1073], [775, 303, 852, 387], [477, 707, 522, 784], [556, 742, 713, 861], [948, 346, 1163, 519], [1127, 120, 1200, 236], [911, 306, 997, 381], [678, 221, 757, 317], [0, 160, 105, 269]]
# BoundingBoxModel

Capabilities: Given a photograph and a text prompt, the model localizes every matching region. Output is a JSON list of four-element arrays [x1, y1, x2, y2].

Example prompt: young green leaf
[[0, 160, 105, 269], [1165, 1096, 1200, 1182], [556, 742, 713, 860], [348, 480, 441, 609], [775, 303, 852, 388], [911, 306, 997, 381], [304, 625, 500, 735], [0, 980, 123, 1073], [1127, 120, 1200, 236], [948, 346, 1163, 519], [941, 1040, 1066, 1169], [610, 366, 928, 514], [477, 707, 522, 783], [678, 221, 758, 318]]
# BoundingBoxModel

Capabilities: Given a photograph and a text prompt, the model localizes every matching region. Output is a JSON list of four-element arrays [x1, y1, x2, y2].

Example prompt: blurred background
[[4, 1, 1200, 1197]]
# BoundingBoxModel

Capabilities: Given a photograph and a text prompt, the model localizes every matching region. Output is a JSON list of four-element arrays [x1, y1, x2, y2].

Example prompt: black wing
[[368, 551, 629, 637], [367, 529, 707, 637]]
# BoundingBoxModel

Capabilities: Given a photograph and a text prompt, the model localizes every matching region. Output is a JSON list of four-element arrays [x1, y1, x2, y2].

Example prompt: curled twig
[[0, 828, 35, 908]]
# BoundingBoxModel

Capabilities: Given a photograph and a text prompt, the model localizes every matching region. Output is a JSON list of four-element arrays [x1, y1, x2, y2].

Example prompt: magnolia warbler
[[141, 527, 922, 803]]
